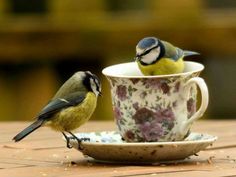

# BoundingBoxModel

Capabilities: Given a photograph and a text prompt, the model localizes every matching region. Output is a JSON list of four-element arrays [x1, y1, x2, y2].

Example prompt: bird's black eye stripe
[[94, 78, 100, 92], [95, 79, 99, 91], [138, 45, 158, 57], [84, 71, 101, 93]]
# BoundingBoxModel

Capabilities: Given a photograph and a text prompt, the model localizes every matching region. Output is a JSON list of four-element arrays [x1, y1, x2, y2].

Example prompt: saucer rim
[[70, 131, 218, 147]]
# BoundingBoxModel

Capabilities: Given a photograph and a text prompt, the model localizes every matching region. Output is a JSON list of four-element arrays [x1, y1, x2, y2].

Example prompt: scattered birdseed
[[208, 158, 213, 164], [207, 156, 215, 164], [40, 172, 47, 176], [52, 154, 59, 158], [64, 155, 69, 159]]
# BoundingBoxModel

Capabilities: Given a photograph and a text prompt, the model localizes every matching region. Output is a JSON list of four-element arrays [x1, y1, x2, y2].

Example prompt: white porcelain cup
[[102, 62, 209, 142]]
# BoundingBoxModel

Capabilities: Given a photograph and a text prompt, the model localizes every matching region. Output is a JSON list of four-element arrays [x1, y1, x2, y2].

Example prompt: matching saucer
[[67, 131, 217, 163]]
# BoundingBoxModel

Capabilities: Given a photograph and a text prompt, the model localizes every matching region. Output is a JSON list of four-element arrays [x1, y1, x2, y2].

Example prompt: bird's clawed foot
[[62, 132, 73, 149], [68, 132, 90, 150], [75, 137, 90, 150], [62, 132, 90, 150]]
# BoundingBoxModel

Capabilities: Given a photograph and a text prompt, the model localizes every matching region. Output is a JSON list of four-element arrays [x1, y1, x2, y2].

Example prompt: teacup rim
[[102, 61, 204, 78]]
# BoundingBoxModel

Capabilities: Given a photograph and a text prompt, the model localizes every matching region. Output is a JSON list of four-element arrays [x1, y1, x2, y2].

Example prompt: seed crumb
[[52, 154, 59, 158], [40, 172, 47, 176], [207, 156, 215, 164]]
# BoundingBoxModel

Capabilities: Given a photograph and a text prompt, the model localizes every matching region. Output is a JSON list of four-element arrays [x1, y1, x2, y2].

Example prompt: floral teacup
[[102, 61, 209, 142]]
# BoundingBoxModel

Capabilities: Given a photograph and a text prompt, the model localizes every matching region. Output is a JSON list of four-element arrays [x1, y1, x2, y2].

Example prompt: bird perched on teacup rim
[[13, 71, 101, 149], [135, 37, 199, 75]]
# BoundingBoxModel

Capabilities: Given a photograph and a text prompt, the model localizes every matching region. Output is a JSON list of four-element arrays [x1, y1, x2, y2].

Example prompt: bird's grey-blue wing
[[37, 92, 86, 120], [162, 41, 183, 61], [162, 40, 199, 61]]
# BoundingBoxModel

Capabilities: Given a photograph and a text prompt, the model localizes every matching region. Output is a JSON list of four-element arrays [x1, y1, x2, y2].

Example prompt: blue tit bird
[[13, 71, 101, 149], [135, 37, 199, 75]]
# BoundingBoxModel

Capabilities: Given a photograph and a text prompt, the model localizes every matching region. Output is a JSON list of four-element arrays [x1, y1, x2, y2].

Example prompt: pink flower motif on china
[[143, 79, 170, 94], [116, 85, 127, 101], [154, 107, 175, 123], [187, 98, 196, 118], [133, 107, 155, 124], [124, 130, 135, 141], [160, 82, 170, 94], [139, 121, 164, 141], [143, 78, 161, 89], [132, 102, 139, 110], [132, 106, 175, 139], [154, 107, 175, 130], [130, 78, 139, 85], [174, 81, 181, 92], [113, 106, 123, 120]]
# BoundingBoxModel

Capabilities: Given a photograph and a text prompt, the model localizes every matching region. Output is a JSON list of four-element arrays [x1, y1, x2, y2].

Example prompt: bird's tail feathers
[[13, 119, 44, 142], [183, 50, 200, 57]]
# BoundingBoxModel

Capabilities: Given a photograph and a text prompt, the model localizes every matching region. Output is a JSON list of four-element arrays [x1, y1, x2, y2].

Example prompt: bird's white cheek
[[142, 50, 159, 64]]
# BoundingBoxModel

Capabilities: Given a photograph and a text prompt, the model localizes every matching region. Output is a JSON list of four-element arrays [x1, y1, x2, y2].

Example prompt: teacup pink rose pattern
[[108, 72, 200, 142]]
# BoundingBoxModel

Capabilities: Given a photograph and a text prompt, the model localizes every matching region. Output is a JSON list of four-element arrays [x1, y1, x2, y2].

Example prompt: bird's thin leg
[[62, 132, 73, 149], [68, 132, 90, 150]]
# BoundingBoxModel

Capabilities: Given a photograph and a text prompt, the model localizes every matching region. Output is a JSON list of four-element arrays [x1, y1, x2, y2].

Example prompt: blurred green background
[[0, 0, 235, 121]]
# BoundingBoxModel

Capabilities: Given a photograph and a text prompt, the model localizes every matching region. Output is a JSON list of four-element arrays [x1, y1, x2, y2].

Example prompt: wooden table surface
[[0, 120, 236, 177]]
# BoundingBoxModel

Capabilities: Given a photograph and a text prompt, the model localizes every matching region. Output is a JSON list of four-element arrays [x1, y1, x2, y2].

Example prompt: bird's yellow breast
[[138, 58, 184, 75], [48, 92, 97, 132]]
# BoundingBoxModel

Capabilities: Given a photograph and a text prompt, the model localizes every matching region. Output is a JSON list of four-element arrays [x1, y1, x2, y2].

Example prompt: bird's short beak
[[135, 55, 141, 61]]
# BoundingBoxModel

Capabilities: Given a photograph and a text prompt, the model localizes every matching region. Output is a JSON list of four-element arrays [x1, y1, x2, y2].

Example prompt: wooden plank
[[0, 121, 235, 177]]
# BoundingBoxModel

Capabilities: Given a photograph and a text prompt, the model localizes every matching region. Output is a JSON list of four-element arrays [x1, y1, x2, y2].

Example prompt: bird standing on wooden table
[[13, 71, 101, 149]]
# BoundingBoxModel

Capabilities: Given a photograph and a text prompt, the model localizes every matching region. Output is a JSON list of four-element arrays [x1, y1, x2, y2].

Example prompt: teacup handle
[[183, 77, 209, 130]]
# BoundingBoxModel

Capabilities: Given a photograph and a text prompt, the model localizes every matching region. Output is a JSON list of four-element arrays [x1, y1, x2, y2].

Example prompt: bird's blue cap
[[137, 37, 158, 49]]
